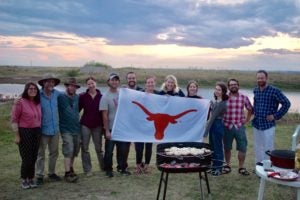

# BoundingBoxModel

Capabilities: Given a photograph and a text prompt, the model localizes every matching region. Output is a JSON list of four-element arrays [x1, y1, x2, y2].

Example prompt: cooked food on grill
[[164, 147, 211, 156], [204, 149, 211, 153], [159, 162, 201, 168]]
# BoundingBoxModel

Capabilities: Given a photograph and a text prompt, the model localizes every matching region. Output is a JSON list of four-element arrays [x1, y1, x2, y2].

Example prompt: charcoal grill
[[156, 142, 212, 200]]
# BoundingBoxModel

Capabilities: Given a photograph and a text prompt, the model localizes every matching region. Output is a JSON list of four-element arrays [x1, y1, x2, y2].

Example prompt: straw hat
[[38, 73, 60, 87]]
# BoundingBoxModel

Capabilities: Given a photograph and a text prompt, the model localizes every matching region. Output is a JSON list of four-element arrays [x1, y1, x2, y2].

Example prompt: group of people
[[11, 71, 155, 189], [204, 70, 291, 176], [11, 69, 291, 189]]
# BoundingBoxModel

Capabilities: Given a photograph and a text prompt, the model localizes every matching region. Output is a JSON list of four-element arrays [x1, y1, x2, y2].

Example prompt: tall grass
[[1, 66, 300, 91]]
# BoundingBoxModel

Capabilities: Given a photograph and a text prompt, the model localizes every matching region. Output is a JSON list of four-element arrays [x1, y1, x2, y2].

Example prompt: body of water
[[1, 83, 299, 113]]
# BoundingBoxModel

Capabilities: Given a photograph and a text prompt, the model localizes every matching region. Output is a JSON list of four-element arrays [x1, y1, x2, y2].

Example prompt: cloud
[[0, 0, 299, 70], [0, 0, 299, 49], [22, 44, 44, 48], [258, 48, 300, 55]]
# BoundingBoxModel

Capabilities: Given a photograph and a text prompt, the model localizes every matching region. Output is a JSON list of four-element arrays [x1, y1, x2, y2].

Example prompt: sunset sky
[[0, 0, 299, 71]]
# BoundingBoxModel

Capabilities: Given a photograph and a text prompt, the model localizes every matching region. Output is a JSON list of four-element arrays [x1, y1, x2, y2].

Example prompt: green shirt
[[58, 93, 80, 135]]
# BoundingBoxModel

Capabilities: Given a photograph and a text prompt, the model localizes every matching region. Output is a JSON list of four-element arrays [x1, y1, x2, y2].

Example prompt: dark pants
[[135, 142, 153, 164], [209, 119, 224, 170], [18, 127, 41, 179], [104, 139, 128, 172]]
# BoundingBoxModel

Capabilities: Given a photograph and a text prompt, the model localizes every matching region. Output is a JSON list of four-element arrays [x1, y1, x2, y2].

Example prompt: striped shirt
[[252, 85, 290, 130], [223, 93, 253, 129]]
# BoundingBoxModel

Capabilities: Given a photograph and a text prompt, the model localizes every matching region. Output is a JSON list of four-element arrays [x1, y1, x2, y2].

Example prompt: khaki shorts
[[61, 133, 80, 158], [224, 125, 247, 153]]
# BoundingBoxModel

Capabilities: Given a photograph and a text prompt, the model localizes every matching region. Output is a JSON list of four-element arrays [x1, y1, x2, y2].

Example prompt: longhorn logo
[[132, 101, 197, 140]]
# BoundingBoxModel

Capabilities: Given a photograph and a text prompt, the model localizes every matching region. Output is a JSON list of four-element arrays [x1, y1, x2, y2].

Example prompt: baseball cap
[[108, 73, 120, 81]]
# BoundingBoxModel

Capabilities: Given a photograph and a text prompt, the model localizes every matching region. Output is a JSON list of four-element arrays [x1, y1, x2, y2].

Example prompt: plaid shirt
[[252, 85, 290, 130], [223, 93, 253, 129]]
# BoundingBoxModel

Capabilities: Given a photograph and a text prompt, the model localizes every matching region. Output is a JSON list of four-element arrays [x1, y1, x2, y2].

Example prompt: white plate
[[270, 171, 299, 181]]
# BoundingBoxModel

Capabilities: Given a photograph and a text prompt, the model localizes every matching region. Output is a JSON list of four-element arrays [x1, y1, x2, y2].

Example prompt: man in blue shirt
[[252, 70, 290, 165], [58, 78, 81, 183], [36, 74, 62, 184]]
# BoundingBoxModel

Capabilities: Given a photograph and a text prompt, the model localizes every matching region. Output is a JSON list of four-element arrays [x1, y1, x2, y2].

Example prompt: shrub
[[65, 69, 80, 77]]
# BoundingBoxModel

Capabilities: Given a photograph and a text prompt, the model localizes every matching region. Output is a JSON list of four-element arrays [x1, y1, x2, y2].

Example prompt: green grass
[[0, 102, 299, 200]]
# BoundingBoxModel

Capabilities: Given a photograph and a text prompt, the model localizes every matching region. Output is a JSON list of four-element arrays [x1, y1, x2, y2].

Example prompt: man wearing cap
[[100, 73, 131, 177], [36, 74, 62, 184], [58, 78, 80, 183]]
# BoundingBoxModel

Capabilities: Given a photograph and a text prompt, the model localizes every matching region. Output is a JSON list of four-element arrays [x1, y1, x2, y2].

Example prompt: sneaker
[[211, 170, 222, 177], [70, 167, 77, 177], [120, 170, 131, 176], [48, 173, 62, 181], [71, 172, 78, 180], [85, 171, 93, 177], [106, 171, 114, 178], [65, 172, 78, 183], [21, 180, 30, 189], [28, 179, 38, 188], [36, 177, 44, 185]]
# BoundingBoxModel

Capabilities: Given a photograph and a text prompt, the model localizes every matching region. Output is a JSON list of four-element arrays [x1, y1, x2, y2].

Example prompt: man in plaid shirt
[[252, 70, 290, 165], [223, 78, 253, 176]]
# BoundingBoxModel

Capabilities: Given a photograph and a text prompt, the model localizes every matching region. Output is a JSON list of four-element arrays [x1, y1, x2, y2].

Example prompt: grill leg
[[199, 172, 204, 200], [163, 172, 169, 200], [204, 171, 212, 199], [156, 171, 164, 200]]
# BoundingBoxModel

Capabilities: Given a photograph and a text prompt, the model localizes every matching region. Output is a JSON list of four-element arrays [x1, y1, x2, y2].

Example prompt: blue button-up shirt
[[40, 89, 61, 135], [252, 85, 290, 130]]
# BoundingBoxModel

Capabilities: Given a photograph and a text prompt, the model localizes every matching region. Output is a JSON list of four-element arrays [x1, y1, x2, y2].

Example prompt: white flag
[[112, 88, 210, 143]]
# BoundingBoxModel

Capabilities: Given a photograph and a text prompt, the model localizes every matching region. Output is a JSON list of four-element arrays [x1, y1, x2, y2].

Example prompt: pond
[[0, 83, 299, 113]]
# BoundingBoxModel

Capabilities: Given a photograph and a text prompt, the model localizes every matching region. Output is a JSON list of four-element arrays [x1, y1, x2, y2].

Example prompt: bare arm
[[244, 96, 253, 124], [244, 109, 252, 124], [102, 110, 111, 139], [14, 131, 20, 144], [11, 99, 21, 144]]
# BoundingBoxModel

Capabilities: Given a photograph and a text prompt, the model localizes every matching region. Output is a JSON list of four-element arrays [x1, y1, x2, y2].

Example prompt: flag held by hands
[[112, 88, 210, 143]]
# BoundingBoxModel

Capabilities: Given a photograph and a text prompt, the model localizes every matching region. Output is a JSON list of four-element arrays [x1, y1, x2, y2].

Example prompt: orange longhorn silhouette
[[132, 101, 197, 140]]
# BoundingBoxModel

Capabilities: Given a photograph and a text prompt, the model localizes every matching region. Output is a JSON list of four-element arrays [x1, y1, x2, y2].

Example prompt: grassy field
[[0, 102, 299, 200], [1, 65, 300, 91]]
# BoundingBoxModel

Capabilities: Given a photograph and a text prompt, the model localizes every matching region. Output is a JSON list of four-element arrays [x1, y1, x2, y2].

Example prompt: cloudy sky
[[0, 0, 299, 71]]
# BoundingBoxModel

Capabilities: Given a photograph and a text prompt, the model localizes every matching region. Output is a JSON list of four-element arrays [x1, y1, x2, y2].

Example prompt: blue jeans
[[209, 119, 224, 170], [104, 139, 128, 172]]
